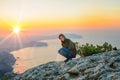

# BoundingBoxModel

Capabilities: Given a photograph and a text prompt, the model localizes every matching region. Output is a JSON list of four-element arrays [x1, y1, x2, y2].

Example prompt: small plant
[[74, 42, 118, 57]]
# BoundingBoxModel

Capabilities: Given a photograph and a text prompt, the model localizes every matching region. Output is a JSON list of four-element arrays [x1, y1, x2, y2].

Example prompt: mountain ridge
[[12, 50, 120, 80]]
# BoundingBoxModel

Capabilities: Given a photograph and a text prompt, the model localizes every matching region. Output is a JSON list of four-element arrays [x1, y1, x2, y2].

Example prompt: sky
[[0, 0, 120, 35]]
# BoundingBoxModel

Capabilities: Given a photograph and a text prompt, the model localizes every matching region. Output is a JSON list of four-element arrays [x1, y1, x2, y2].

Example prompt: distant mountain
[[64, 33, 82, 39], [35, 33, 82, 40], [0, 40, 48, 52], [0, 33, 81, 52]]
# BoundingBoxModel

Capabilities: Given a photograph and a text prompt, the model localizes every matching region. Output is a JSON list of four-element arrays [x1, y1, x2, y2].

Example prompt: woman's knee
[[58, 48, 62, 53], [58, 48, 65, 53]]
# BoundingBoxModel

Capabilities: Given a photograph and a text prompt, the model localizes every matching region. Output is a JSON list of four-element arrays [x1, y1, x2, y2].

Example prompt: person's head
[[58, 34, 66, 42]]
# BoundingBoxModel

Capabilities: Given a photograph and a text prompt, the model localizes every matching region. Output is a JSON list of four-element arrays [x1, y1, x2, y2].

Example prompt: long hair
[[58, 34, 66, 39]]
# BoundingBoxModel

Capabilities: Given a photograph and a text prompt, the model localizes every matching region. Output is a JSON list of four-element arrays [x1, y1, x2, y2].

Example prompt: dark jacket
[[61, 39, 77, 57]]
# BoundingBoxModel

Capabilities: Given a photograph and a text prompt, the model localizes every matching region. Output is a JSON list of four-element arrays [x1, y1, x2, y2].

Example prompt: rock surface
[[12, 50, 120, 80]]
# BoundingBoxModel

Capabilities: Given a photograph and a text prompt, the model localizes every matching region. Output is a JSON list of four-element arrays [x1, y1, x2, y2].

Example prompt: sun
[[13, 26, 20, 34]]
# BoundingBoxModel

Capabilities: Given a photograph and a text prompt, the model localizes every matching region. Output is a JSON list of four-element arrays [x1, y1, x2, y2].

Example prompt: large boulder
[[12, 50, 120, 80]]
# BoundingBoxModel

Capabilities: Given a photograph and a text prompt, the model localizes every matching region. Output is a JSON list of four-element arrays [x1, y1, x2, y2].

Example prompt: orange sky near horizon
[[0, 0, 120, 34], [1, 15, 119, 31]]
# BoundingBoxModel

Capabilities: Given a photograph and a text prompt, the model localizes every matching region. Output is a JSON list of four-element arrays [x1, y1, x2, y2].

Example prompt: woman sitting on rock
[[58, 34, 77, 62]]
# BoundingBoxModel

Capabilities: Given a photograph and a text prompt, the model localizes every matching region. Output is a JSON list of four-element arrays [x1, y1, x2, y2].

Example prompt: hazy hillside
[[0, 52, 16, 78], [0, 33, 81, 52]]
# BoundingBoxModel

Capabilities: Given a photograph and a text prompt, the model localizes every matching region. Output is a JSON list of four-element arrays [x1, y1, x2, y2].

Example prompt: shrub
[[74, 42, 118, 57]]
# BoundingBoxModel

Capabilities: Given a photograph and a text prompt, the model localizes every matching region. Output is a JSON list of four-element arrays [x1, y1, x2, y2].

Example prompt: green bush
[[75, 42, 118, 57]]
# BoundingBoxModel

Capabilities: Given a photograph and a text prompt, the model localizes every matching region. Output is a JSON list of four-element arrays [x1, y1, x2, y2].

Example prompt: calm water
[[11, 32, 120, 73], [12, 39, 63, 73]]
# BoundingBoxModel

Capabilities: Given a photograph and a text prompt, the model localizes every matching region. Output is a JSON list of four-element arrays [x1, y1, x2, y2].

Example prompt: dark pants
[[58, 48, 74, 59]]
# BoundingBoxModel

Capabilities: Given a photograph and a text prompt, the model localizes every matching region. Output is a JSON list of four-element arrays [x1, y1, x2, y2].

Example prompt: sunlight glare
[[13, 26, 20, 34]]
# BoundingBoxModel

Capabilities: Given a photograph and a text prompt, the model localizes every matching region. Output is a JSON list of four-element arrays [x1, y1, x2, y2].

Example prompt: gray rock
[[12, 50, 120, 80]]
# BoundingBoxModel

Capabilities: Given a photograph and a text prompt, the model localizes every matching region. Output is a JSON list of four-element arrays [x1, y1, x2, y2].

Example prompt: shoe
[[64, 58, 72, 63]]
